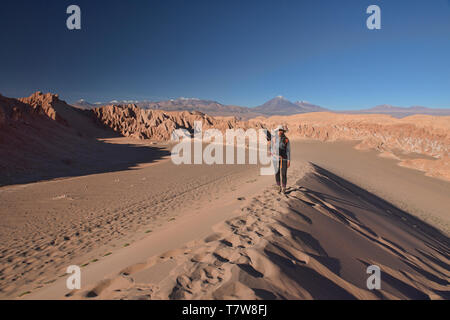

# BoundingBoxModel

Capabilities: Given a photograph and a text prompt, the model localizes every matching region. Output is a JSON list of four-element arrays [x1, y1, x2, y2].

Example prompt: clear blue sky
[[0, 0, 449, 109]]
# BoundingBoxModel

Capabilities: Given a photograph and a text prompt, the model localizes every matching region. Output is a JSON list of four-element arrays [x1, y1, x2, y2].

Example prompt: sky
[[0, 0, 449, 110]]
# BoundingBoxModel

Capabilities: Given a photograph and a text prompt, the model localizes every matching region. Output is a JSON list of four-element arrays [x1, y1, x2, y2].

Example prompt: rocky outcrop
[[250, 113, 449, 181], [1, 92, 449, 182], [399, 156, 450, 181], [91, 105, 449, 160], [18, 92, 69, 126], [254, 113, 449, 160], [0, 93, 116, 186], [90, 104, 450, 180], [0, 93, 52, 127], [91, 104, 255, 140], [0, 94, 30, 126]]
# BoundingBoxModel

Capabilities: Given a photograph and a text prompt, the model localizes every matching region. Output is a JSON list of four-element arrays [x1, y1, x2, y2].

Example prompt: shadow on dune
[[304, 164, 450, 252], [358, 259, 430, 300], [271, 163, 450, 299], [0, 107, 171, 187], [263, 248, 357, 300]]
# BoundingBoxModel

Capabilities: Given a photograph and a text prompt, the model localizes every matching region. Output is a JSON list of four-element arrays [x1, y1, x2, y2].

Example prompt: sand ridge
[[63, 162, 449, 300], [0, 155, 267, 299]]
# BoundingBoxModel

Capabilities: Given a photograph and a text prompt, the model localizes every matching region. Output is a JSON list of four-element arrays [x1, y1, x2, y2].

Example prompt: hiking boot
[[282, 187, 287, 194], [278, 186, 282, 193]]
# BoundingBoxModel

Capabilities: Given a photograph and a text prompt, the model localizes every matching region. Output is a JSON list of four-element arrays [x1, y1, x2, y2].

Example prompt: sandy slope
[[62, 161, 450, 300], [0, 141, 269, 299], [293, 141, 450, 236], [13, 143, 447, 301], [1, 139, 449, 300]]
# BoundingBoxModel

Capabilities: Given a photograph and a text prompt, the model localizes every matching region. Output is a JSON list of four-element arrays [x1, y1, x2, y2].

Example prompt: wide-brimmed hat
[[274, 125, 288, 132]]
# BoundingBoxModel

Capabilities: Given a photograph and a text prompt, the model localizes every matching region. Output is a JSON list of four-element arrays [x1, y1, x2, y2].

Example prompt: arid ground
[[0, 93, 449, 300], [0, 139, 448, 300]]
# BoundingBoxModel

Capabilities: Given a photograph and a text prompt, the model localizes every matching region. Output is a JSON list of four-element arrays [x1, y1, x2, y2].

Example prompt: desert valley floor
[[0, 139, 448, 300]]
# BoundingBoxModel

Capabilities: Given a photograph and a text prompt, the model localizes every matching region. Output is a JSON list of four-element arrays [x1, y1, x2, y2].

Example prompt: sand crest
[[63, 162, 449, 300]]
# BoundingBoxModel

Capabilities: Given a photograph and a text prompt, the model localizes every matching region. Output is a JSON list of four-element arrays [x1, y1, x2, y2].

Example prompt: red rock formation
[[399, 156, 450, 181], [0, 92, 112, 185], [92, 104, 253, 141], [253, 113, 449, 160], [250, 113, 449, 181], [18, 91, 69, 126], [1, 92, 449, 182]]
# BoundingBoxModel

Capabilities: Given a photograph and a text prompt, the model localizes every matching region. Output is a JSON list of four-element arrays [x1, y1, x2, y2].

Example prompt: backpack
[[279, 136, 289, 157]]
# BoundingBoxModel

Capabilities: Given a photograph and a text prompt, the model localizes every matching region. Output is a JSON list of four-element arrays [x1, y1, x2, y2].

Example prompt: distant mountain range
[[72, 99, 102, 109], [339, 105, 450, 118], [252, 96, 327, 116], [73, 96, 450, 118], [74, 98, 259, 119], [137, 98, 258, 118]]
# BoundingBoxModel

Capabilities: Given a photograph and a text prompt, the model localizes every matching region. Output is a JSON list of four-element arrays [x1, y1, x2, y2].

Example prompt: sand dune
[[0, 151, 268, 299], [62, 162, 449, 300], [2, 141, 448, 300]]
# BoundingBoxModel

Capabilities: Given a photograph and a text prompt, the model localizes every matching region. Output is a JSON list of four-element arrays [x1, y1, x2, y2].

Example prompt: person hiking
[[269, 125, 291, 194]]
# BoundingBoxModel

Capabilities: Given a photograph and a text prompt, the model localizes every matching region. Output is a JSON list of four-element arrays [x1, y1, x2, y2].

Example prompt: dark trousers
[[275, 158, 288, 188]]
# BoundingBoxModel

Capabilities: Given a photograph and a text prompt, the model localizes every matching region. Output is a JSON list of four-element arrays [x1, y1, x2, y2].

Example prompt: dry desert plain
[[0, 92, 449, 299]]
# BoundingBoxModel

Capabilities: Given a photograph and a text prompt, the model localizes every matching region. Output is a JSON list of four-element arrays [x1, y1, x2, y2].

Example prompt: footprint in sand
[[52, 195, 74, 201]]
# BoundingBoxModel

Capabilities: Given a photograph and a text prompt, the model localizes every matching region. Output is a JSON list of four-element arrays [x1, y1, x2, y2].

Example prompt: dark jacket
[[270, 133, 291, 161], [278, 134, 291, 161]]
